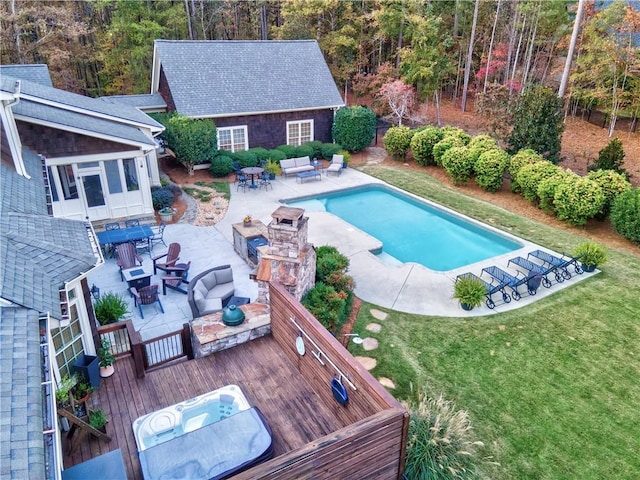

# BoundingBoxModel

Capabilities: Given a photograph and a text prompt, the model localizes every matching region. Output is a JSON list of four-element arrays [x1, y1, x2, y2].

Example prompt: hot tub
[[133, 384, 251, 451], [133, 385, 273, 480]]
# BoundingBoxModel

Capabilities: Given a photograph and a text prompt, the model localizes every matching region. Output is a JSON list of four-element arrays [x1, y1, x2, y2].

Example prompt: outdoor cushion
[[208, 283, 234, 302], [200, 271, 219, 291], [280, 156, 314, 177], [197, 297, 223, 316], [187, 265, 235, 318], [215, 268, 234, 285]]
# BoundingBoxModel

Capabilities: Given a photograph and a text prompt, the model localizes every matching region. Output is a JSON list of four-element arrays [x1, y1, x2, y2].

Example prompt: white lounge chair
[[326, 154, 343, 176]]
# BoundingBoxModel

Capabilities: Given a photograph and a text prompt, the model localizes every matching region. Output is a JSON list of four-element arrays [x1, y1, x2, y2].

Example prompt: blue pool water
[[287, 185, 521, 271]]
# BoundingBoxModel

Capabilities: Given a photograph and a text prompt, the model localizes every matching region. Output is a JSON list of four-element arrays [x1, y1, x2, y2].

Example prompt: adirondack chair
[[152, 243, 181, 275], [130, 284, 164, 319], [161, 261, 191, 295], [116, 242, 143, 281]]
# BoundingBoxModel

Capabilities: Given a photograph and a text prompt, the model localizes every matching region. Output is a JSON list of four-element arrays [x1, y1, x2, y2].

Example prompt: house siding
[[215, 109, 335, 149], [16, 121, 133, 158], [158, 67, 176, 112]]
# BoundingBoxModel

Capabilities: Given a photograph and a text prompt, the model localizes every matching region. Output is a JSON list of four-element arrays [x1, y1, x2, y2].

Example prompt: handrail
[[290, 316, 357, 391]]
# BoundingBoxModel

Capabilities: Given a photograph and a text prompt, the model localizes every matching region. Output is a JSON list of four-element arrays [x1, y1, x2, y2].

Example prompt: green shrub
[[441, 146, 475, 186], [410, 126, 444, 166], [209, 155, 234, 177], [405, 390, 483, 480], [93, 292, 128, 325], [164, 115, 217, 175], [232, 150, 257, 168], [332, 106, 377, 152], [452, 275, 486, 308], [586, 169, 632, 218], [536, 169, 571, 214], [151, 187, 174, 210], [508, 148, 545, 193], [588, 137, 628, 177], [247, 147, 270, 163], [468, 134, 499, 163], [302, 282, 347, 334], [573, 240, 607, 269], [433, 135, 467, 166], [294, 144, 315, 158], [303, 140, 324, 159], [315, 245, 350, 282], [276, 144, 297, 158], [516, 161, 560, 204], [383, 126, 414, 161], [610, 188, 640, 244], [474, 148, 509, 192], [266, 149, 286, 162], [553, 175, 605, 226], [440, 126, 471, 144], [320, 143, 343, 159]]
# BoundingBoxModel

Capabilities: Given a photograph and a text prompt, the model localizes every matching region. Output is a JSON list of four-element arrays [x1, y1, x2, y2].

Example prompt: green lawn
[[350, 165, 640, 479]]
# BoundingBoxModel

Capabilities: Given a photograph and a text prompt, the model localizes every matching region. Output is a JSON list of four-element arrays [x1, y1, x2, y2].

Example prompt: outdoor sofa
[[280, 156, 314, 177], [187, 265, 235, 318]]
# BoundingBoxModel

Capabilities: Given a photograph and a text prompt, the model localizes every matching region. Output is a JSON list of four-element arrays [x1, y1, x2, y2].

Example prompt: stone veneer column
[[255, 206, 316, 304]]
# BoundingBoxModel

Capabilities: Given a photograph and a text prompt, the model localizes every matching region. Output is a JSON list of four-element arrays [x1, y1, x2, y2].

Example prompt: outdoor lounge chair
[[326, 154, 343, 176], [116, 242, 143, 281], [507, 256, 556, 288], [130, 284, 164, 319], [152, 243, 180, 275], [482, 265, 541, 298], [455, 272, 511, 309], [162, 261, 191, 295], [527, 250, 584, 279], [148, 223, 167, 250]]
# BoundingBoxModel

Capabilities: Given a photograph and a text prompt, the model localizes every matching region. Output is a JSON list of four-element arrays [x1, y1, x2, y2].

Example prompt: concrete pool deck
[[89, 164, 597, 339]]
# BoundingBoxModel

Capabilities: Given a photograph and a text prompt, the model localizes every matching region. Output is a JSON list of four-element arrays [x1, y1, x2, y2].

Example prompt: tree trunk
[[260, 3, 268, 40], [484, 0, 502, 94], [510, 13, 526, 95], [461, 0, 480, 112], [504, 4, 520, 84], [558, 0, 585, 99], [184, 0, 194, 40]]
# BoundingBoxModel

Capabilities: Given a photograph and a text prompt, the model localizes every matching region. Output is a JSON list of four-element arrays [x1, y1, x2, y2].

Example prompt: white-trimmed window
[[287, 120, 314, 146], [51, 288, 85, 378], [218, 126, 248, 152]]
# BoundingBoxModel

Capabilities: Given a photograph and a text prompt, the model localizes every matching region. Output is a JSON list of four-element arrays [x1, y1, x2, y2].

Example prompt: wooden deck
[[63, 336, 346, 480]]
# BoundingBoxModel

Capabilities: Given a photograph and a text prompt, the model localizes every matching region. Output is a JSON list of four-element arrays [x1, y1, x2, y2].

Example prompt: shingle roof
[[15, 99, 155, 147], [154, 40, 345, 118], [0, 307, 45, 479], [0, 74, 163, 131], [0, 64, 53, 87], [101, 93, 167, 110]]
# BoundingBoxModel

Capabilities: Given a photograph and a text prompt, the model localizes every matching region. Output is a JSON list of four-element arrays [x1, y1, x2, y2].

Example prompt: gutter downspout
[[1, 80, 30, 178]]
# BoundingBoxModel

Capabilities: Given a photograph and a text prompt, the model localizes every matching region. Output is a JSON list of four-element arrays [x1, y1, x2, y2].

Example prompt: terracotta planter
[[100, 365, 115, 378]]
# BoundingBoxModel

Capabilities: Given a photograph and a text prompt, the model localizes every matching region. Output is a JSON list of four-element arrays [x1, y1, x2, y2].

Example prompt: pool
[[132, 384, 250, 451], [286, 185, 521, 271]]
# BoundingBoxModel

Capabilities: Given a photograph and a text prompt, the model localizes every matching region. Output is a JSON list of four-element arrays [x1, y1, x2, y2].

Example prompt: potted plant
[[89, 408, 108, 433], [158, 206, 175, 223], [339, 150, 351, 169], [71, 377, 95, 405], [573, 240, 607, 272], [452, 275, 486, 310], [55, 374, 76, 410], [243, 214, 252, 227], [98, 338, 116, 378], [264, 159, 281, 179], [93, 292, 128, 325]]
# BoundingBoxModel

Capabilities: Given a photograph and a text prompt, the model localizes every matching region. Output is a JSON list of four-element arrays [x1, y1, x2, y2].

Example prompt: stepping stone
[[378, 377, 395, 389], [370, 309, 388, 321], [362, 337, 378, 351], [355, 356, 377, 370], [366, 323, 381, 333]]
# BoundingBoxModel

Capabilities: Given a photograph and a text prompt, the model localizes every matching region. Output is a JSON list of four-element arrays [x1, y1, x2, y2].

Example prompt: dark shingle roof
[[0, 74, 163, 131], [101, 93, 167, 110], [154, 40, 344, 117], [0, 307, 45, 479], [15, 99, 155, 147], [0, 64, 53, 86]]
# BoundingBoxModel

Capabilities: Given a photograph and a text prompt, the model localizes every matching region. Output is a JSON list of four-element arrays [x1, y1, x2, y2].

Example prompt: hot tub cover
[[139, 406, 273, 480]]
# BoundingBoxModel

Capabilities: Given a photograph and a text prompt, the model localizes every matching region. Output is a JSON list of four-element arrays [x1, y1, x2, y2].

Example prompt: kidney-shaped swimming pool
[[286, 185, 521, 271]]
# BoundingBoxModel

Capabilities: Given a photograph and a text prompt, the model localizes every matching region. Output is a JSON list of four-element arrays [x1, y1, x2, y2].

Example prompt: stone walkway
[[354, 308, 396, 390]]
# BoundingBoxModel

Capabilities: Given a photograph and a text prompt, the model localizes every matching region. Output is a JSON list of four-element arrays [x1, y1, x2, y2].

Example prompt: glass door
[[79, 171, 109, 220]]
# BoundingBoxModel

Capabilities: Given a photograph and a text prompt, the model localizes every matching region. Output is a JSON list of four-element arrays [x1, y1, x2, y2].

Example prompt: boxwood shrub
[[508, 148, 545, 193], [433, 135, 467, 166], [209, 155, 234, 177], [294, 144, 315, 158], [332, 106, 377, 152], [383, 126, 414, 161], [409, 126, 443, 166], [247, 147, 270, 163], [266, 149, 286, 162], [320, 143, 343, 159], [151, 187, 174, 210], [232, 150, 258, 168], [586, 169, 632, 218], [468, 134, 499, 163], [516, 161, 560, 204], [441, 146, 474, 185], [276, 144, 297, 158], [440, 126, 471, 144], [553, 175, 605, 227], [303, 141, 324, 159], [536, 169, 571, 214], [474, 148, 509, 192], [610, 188, 640, 244]]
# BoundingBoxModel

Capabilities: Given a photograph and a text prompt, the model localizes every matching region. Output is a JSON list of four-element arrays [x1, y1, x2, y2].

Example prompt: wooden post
[[182, 323, 194, 359], [58, 407, 111, 454]]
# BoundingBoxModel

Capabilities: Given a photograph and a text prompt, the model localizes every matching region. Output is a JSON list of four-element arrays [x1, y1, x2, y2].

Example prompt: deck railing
[[97, 321, 193, 378]]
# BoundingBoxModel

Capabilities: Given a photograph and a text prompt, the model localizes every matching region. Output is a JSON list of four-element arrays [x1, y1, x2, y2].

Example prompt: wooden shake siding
[[214, 109, 335, 149], [157, 67, 176, 112], [236, 281, 409, 480]]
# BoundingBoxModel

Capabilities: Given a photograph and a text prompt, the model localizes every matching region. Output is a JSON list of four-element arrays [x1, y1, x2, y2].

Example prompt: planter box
[[73, 354, 100, 388]]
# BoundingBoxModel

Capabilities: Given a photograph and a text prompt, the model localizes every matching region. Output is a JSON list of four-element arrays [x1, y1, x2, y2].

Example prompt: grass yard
[[350, 165, 640, 479]]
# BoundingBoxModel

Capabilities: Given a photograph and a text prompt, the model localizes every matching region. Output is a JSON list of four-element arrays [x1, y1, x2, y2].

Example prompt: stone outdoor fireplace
[[255, 206, 316, 304]]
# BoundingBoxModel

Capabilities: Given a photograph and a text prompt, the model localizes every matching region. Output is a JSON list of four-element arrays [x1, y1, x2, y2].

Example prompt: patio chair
[[152, 242, 181, 275], [258, 171, 273, 191], [527, 250, 584, 279], [130, 284, 164, 319], [456, 272, 511, 309], [105, 222, 120, 231], [149, 223, 167, 250], [482, 265, 539, 298], [116, 242, 143, 281], [507, 256, 555, 288], [326, 154, 343, 176], [162, 261, 191, 295], [125, 219, 140, 228]]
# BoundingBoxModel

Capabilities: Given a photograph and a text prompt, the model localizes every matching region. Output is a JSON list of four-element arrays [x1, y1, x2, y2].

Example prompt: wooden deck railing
[[97, 321, 193, 378]]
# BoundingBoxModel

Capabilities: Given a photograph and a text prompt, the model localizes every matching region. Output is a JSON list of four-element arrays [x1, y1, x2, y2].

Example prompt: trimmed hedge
[[276, 144, 297, 158], [332, 106, 377, 152], [233, 150, 258, 168], [440, 126, 471, 144], [474, 149, 509, 192], [247, 147, 270, 162], [586, 169, 632, 218], [410, 126, 444, 166], [433, 135, 467, 166], [209, 155, 234, 177], [516, 161, 560, 204], [441, 146, 474, 185], [383, 126, 414, 161], [266, 149, 286, 162], [610, 188, 640, 244], [320, 143, 343, 159], [294, 144, 315, 158], [508, 148, 545, 193], [468, 134, 499, 163], [553, 175, 605, 227], [536, 169, 571, 214]]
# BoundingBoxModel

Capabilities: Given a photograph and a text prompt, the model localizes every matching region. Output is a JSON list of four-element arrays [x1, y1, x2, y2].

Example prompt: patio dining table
[[97, 225, 154, 254], [241, 167, 264, 189]]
